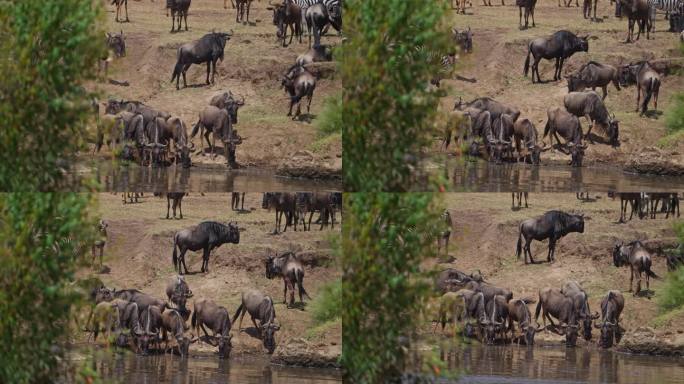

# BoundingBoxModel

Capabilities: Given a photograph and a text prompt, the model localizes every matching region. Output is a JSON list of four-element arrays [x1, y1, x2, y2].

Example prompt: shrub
[[310, 279, 342, 324]]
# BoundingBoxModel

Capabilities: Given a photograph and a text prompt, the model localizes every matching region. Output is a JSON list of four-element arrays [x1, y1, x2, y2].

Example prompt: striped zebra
[[290, 0, 342, 33], [648, 0, 684, 31], [412, 45, 457, 87]]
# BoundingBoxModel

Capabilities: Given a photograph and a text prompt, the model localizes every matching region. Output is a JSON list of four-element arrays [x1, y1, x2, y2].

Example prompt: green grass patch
[[665, 93, 684, 135], [652, 306, 684, 329], [304, 318, 340, 341], [315, 94, 342, 137], [658, 267, 684, 313], [308, 132, 341, 153], [309, 279, 341, 325]]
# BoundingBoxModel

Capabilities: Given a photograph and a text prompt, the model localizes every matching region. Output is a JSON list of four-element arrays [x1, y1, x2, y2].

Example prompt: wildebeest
[[465, 280, 513, 304], [560, 280, 599, 341], [171, 32, 232, 90], [161, 309, 195, 357], [268, 1, 303, 47], [190, 106, 232, 159], [305, 2, 329, 48], [235, 0, 254, 24], [559, 0, 580, 6], [139, 305, 163, 354], [165, 275, 193, 312], [513, 118, 549, 164], [564, 91, 619, 147], [100, 31, 126, 79], [143, 118, 169, 167], [161, 116, 194, 168], [483, 294, 509, 344], [517, 0, 538, 29], [282, 64, 316, 119], [583, 0, 598, 19], [434, 268, 479, 293], [516, 210, 585, 264], [172, 221, 240, 274], [111, 289, 168, 314], [457, 97, 521, 124], [209, 91, 245, 125], [594, 290, 625, 348], [112, 0, 129, 23], [453, 27, 474, 54], [646, 192, 680, 219], [613, 240, 659, 295], [507, 298, 544, 345], [619, 61, 661, 115], [87, 301, 121, 343], [108, 298, 144, 346], [609, 192, 644, 222], [566, 61, 621, 100], [434, 291, 466, 334], [618, 0, 651, 42], [167, 0, 191, 32], [192, 298, 233, 358], [262, 192, 297, 233], [165, 192, 187, 219], [295, 192, 334, 231], [296, 44, 333, 66], [511, 192, 529, 208], [523, 31, 590, 83], [231, 192, 246, 211], [452, 0, 468, 13], [92, 220, 108, 269], [454, 289, 487, 339], [534, 287, 580, 347], [232, 289, 280, 354], [265, 252, 311, 307]]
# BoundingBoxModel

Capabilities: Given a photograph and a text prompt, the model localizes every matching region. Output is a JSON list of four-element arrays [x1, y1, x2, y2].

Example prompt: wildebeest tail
[[644, 258, 659, 279], [191, 308, 197, 328], [231, 303, 244, 324], [642, 77, 654, 114], [171, 59, 183, 83], [296, 269, 311, 300], [534, 299, 542, 321], [190, 119, 201, 138], [523, 44, 531, 77], [172, 234, 178, 272], [516, 227, 523, 259], [543, 118, 551, 139]]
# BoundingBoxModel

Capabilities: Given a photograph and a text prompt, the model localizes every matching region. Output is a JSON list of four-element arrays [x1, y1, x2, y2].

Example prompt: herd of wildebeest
[[96, 0, 341, 168], [440, 0, 681, 168], [432, 191, 684, 349], [82, 191, 340, 359]]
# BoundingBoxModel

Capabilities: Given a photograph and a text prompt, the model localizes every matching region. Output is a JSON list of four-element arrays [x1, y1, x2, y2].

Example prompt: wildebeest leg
[[180, 248, 190, 274], [178, 198, 183, 219], [206, 62, 211, 85], [203, 247, 211, 273], [547, 237, 556, 262], [124, 0, 129, 22], [307, 92, 313, 115], [184, 11, 188, 31], [287, 98, 294, 116], [172, 198, 179, 219], [636, 85, 641, 112], [171, 11, 176, 32], [283, 279, 288, 304], [525, 238, 535, 264], [288, 24, 295, 46], [181, 64, 191, 88], [203, 129, 212, 156], [534, 57, 542, 83], [166, 196, 171, 219], [629, 266, 634, 292]]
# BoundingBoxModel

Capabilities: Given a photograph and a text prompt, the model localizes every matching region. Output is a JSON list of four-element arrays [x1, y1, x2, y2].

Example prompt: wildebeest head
[[224, 221, 240, 244], [262, 322, 280, 354], [618, 64, 638, 87], [262, 192, 275, 209], [612, 242, 627, 267], [566, 74, 584, 93], [522, 323, 545, 346], [265, 255, 280, 279], [607, 114, 620, 148], [226, 93, 245, 124], [120, 144, 135, 161], [575, 35, 590, 53], [453, 27, 473, 54], [217, 333, 232, 359], [105, 99, 125, 115], [146, 142, 167, 167], [94, 286, 113, 303], [115, 332, 129, 348], [212, 32, 232, 62], [106, 30, 126, 58], [528, 141, 550, 166], [567, 142, 586, 167]]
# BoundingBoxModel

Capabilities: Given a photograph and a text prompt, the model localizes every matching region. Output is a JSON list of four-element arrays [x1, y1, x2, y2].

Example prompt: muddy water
[[443, 159, 684, 192], [66, 160, 342, 192], [437, 344, 684, 384], [73, 349, 341, 384]]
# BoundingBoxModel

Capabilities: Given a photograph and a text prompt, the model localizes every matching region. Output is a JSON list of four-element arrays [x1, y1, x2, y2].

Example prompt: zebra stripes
[[648, 0, 684, 13], [290, 0, 342, 25]]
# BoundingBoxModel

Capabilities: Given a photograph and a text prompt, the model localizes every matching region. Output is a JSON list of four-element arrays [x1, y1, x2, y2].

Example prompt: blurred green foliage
[[317, 94, 343, 137], [310, 279, 342, 324], [659, 221, 684, 312], [342, 193, 442, 383], [0, 0, 104, 190], [665, 93, 684, 135], [342, 0, 451, 191]]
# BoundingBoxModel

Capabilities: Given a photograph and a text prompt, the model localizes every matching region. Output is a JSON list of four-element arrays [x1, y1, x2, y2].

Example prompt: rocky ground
[[74, 193, 341, 368], [87, 0, 342, 180], [422, 193, 684, 355]]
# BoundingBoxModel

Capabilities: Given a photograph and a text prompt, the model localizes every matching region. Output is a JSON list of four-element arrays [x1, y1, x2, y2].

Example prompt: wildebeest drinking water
[[172, 221, 240, 274], [523, 30, 590, 83], [265, 252, 311, 307], [171, 32, 232, 90], [564, 91, 619, 147], [613, 240, 659, 295], [513, 119, 549, 165], [192, 298, 233, 358], [534, 287, 580, 347], [594, 290, 625, 348], [619, 61, 661, 116], [516, 210, 585, 264], [507, 298, 544, 345], [543, 107, 587, 167], [160, 309, 196, 357], [560, 280, 599, 341], [165, 275, 193, 312], [232, 289, 281, 354], [191, 106, 232, 160]]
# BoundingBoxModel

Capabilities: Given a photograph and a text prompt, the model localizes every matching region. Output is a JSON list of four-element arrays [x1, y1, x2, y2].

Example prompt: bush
[[317, 95, 343, 137], [665, 93, 684, 135], [342, 0, 451, 191], [659, 221, 684, 312], [310, 279, 342, 324]]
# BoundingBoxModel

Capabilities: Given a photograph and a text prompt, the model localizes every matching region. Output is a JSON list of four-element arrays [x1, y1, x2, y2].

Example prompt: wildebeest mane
[[197, 221, 233, 244]]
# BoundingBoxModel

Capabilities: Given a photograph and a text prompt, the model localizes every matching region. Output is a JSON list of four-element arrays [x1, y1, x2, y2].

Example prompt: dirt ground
[[75, 192, 341, 367], [436, 1, 684, 173], [425, 193, 684, 353], [88, 0, 342, 178]]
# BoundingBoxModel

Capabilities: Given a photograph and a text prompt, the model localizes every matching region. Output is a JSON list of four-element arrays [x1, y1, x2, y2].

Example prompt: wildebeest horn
[[591, 311, 600, 319], [535, 324, 545, 332]]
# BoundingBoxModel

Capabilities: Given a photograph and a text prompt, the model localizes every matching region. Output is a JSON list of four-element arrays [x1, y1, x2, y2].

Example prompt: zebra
[[410, 45, 457, 87], [290, 0, 342, 34], [648, 0, 684, 31]]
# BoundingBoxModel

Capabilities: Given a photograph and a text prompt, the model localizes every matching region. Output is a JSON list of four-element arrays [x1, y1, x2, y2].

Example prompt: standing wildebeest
[[162, 116, 194, 168], [295, 192, 334, 231], [535, 288, 580, 347], [268, 1, 303, 47], [523, 31, 590, 84], [454, 289, 487, 339], [171, 32, 231, 90], [618, 61, 661, 115], [609, 192, 644, 222], [209, 91, 245, 125], [265, 252, 311, 307], [452, 0, 468, 14], [172, 221, 240, 274], [516, 210, 585, 264], [305, 2, 329, 48], [232, 289, 280, 354], [647, 192, 680, 219], [282, 64, 316, 119], [231, 192, 246, 211], [453, 27, 474, 54], [168, 0, 191, 32], [87, 301, 121, 343], [262, 192, 297, 233], [618, 0, 651, 42], [613, 240, 659, 295], [235, 0, 254, 24], [161, 309, 195, 357], [166, 275, 193, 312], [112, 0, 129, 23], [517, 0, 538, 29], [100, 31, 126, 79], [166, 192, 187, 219], [512, 192, 529, 208], [583, 0, 598, 20], [507, 298, 544, 345], [513, 118, 549, 164], [594, 290, 625, 348], [564, 91, 619, 147], [561, 280, 599, 341], [191, 299, 233, 358], [437, 210, 453, 258], [190, 106, 232, 159], [543, 107, 586, 167], [566, 61, 621, 100], [296, 44, 333, 66]]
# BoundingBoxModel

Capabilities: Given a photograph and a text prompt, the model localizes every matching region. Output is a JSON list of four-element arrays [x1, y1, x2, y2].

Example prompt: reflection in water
[[66, 160, 341, 192], [80, 350, 341, 384], [436, 343, 684, 384], [446, 159, 684, 192]]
